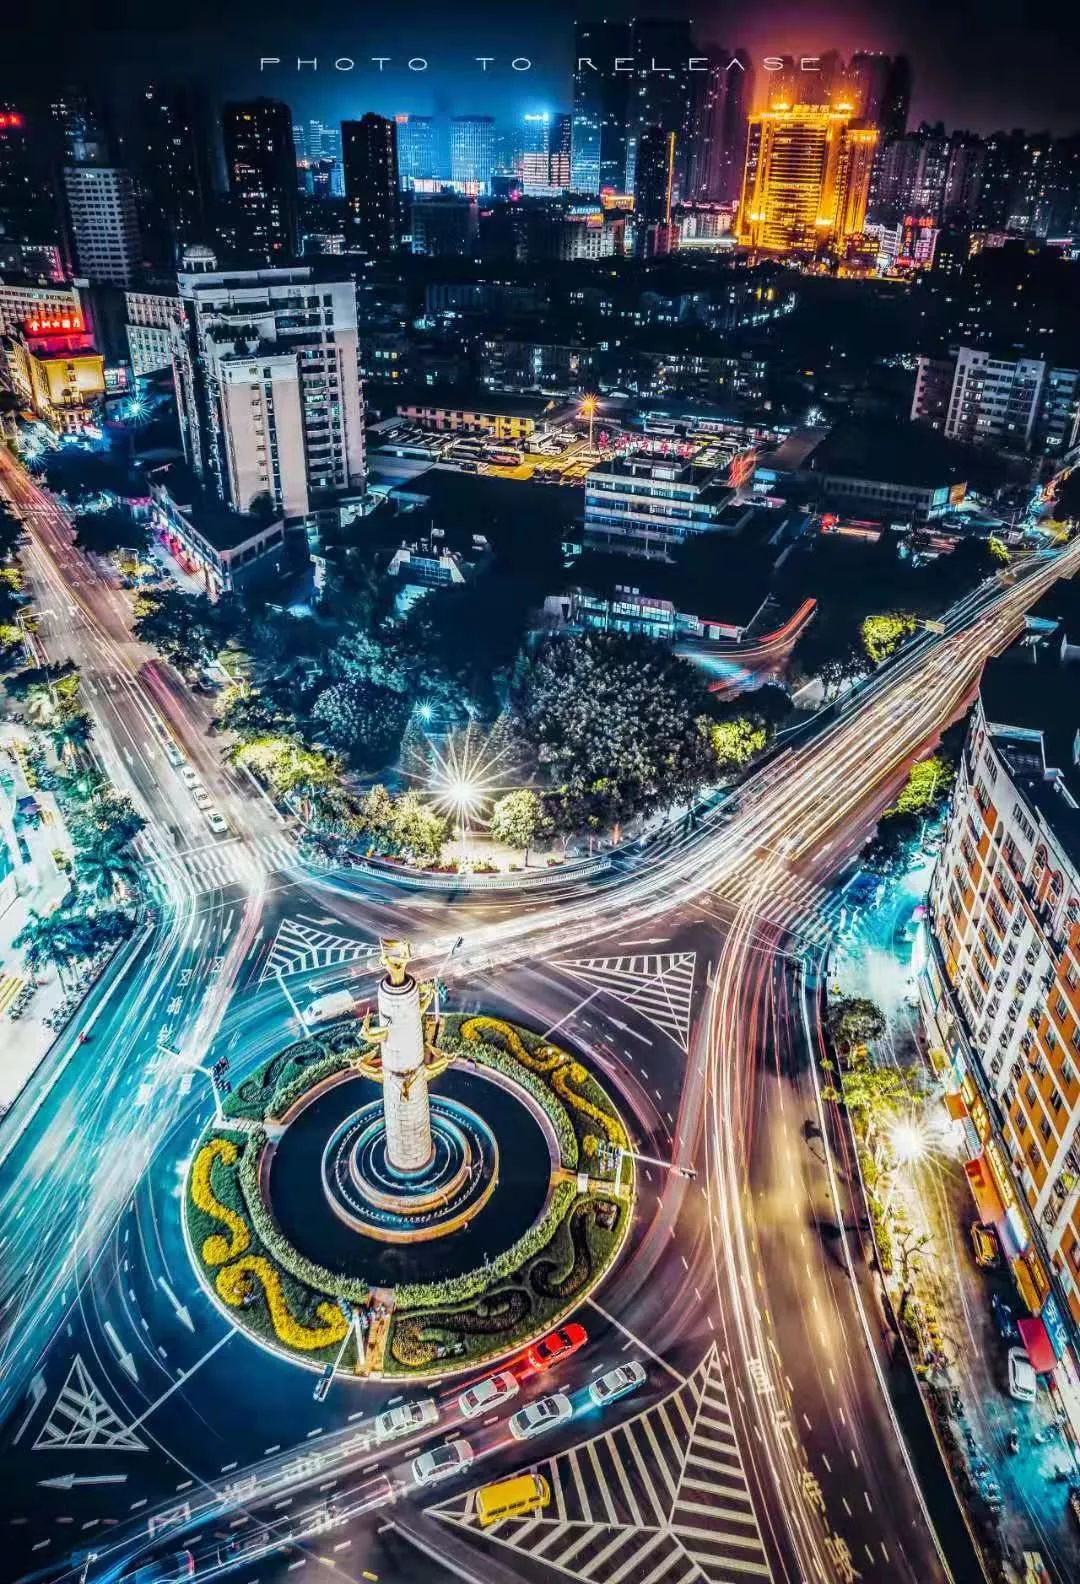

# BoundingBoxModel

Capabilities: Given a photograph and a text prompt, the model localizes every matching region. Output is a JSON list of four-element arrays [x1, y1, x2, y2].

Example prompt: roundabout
[[183, 940, 635, 1380]]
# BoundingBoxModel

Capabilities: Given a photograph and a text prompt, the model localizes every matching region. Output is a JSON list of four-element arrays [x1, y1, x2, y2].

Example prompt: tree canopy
[[73, 504, 150, 557]]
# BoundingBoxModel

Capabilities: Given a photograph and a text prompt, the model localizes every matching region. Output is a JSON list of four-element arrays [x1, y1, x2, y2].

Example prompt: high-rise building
[[170, 264, 365, 518], [684, 50, 752, 205], [62, 165, 142, 286], [635, 126, 675, 226], [549, 114, 573, 189], [942, 135, 986, 223], [223, 98, 298, 264], [920, 644, 1080, 1347], [515, 112, 573, 192], [409, 194, 478, 256], [449, 117, 494, 194], [571, 19, 632, 193], [629, 18, 694, 197], [135, 83, 212, 266], [0, 105, 53, 247], [48, 90, 113, 166], [846, 52, 892, 125], [739, 105, 878, 253], [396, 115, 438, 184], [870, 124, 951, 221], [342, 115, 399, 256], [880, 55, 912, 139]]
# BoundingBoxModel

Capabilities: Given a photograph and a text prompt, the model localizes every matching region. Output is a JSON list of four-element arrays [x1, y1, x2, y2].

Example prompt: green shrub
[[268, 1052, 353, 1120]]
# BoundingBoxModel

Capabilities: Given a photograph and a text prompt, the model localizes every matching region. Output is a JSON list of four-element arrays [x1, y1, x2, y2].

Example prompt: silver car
[[508, 1392, 573, 1440], [374, 1397, 438, 1443]]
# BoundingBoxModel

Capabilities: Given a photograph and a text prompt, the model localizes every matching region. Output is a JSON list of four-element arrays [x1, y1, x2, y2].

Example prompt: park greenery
[[861, 746, 959, 877]]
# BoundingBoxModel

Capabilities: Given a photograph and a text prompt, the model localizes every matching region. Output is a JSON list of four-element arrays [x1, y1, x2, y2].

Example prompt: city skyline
[[5, 0, 1080, 136]]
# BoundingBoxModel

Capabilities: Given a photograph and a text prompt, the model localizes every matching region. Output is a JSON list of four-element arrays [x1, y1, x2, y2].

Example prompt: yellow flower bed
[[460, 1014, 564, 1073], [191, 1138, 251, 1266], [552, 1062, 627, 1147], [216, 1256, 349, 1350]]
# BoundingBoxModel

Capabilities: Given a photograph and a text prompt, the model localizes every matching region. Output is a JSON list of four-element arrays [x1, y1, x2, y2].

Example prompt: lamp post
[[579, 395, 598, 452]]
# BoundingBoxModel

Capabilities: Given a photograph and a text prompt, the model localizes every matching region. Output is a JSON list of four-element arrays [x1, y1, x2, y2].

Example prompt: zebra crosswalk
[[148, 833, 300, 896], [434, 1345, 770, 1584], [260, 918, 378, 982], [552, 954, 697, 1051]]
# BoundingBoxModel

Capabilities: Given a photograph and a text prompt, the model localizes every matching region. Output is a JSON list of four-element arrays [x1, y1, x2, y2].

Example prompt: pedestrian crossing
[[552, 954, 697, 1052], [434, 1345, 771, 1584], [0, 974, 25, 1015], [260, 918, 378, 982], [147, 833, 300, 896]]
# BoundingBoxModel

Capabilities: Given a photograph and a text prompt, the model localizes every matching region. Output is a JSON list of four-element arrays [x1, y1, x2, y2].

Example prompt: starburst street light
[[579, 394, 598, 450], [412, 720, 520, 862], [889, 1118, 927, 1165]]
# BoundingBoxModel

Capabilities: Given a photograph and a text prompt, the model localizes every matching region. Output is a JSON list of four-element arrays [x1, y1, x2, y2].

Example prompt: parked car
[[164, 743, 185, 768], [179, 766, 201, 787], [526, 1323, 586, 1371], [191, 786, 212, 809], [991, 1294, 1018, 1342], [509, 1393, 573, 1440], [1008, 1347, 1037, 1403], [411, 1439, 474, 1486], [205, 808, 229, 835], [457, 1370, 519, 1420], [970, 1221, 1000, 1267], [375, 1398, 438, 1444], [589, 1361, 647, 1407]]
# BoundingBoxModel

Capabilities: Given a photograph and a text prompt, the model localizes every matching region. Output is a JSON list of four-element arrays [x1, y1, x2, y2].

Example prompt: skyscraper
[[223, 98, 298, 264], [684, 50, 752, 204], [630, 18, 694, 197], [881, 56, 912, 140], [136, 83, 212, 266], [739, 105, 878, 253], [635, 125, 675, 227], [396, 115, 438, 184], [0, 106, 51, 247], [449, 117, 494, 194], [342, 114, 399, 256], [571, 19, 632, 194], [846, 52, 892, 124]]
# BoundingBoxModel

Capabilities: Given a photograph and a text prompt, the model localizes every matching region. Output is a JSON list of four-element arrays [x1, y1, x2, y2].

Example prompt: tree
[[309, 678, 410, 769], [710, 716, 767, 772], [489, 788, 543, 862], [0, 501, 24, 562], [69, 791, 146, 852], [827, 997, 887, 1056], [216, 682, 283, 740], [838, 1047, 915, 1120], [72, 504, 150, 557], [357, 783, 396, 848], [888, 754, 955, 817], [790, 617, 866, 700], [860, 612, 917, 666], [14, 907, 82, 987], [513, 632, 721, 837], [860, 812, 922, 876], [73, 834, 140, 901], [389, 791, 447, 867], [134, 589, 230, 672], [49, 708, 93, 760]]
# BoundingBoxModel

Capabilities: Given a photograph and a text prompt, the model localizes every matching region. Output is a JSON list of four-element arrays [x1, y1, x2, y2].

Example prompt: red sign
[[25, 313, 84, 335], [0, 113, 24, 130]]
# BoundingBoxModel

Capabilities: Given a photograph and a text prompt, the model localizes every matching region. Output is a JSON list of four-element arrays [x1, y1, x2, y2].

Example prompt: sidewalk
[[831, 863, 1080, 1582]]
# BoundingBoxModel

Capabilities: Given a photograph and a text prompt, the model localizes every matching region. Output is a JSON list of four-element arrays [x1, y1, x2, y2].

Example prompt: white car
[[179, 766, 201, 787], [164, 743, 185, 768], [411, 1439, 474, 1487], [1008, 1347, 1037, 1403], [191, 786, 212, 809], [589, 1362, 646, 1407], [205, 809, 229, 835], [457, 1370, 519, 1420], [374, 1398, 439, 1444], [508, 1393, 573, 1441]]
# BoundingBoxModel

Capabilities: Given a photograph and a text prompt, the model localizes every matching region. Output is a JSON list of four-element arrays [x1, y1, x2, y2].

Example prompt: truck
[[305, 990, 361, 1026]]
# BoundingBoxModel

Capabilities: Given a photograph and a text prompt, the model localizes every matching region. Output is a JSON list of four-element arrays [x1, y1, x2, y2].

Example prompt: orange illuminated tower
[[738, 103, 878, 253]]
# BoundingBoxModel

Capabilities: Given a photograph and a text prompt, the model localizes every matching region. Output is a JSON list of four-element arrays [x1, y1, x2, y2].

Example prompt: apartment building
[[125, 288, 184, 376], [170, 265, 365, 520], [62, 166, 142, 288], [921, 642, 1080, 1421], [912, 345, 1080, 458]]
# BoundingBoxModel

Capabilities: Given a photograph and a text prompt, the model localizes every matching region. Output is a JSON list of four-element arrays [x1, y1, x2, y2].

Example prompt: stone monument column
[[373, 941, 434, 1174]]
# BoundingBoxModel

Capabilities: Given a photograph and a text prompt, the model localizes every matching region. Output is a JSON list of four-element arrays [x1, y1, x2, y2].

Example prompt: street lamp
[[579, 395, 598, 451], [889, 1118, 927, 1166]]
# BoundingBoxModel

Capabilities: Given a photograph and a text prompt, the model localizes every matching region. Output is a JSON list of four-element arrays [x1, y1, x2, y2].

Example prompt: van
[[476, 1472, 551, 1527]]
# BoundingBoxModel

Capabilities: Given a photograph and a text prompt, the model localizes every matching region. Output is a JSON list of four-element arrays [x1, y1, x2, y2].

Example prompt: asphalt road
[[2, 448, 1079, 1584]]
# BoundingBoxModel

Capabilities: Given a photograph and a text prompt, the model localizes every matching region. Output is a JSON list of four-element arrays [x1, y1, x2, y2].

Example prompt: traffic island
[[183, 981, 633, 1380]]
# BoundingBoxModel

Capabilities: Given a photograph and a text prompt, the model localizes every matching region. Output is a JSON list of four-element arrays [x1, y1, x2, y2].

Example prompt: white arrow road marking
[[38, 1473, 129, 1490], [156, 1277, 195, 1333], [104, 1322, 139, 1383]]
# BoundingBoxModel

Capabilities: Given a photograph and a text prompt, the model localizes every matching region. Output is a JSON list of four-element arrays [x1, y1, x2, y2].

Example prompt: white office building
[[170, 265, 366, 520]]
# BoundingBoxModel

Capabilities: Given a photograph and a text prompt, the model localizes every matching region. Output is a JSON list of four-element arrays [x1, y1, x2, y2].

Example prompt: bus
[[476, 1472, 550, 1527], [485, 449, 524, 467]]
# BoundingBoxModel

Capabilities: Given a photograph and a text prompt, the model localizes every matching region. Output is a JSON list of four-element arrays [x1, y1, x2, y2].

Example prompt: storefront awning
[[944, 1092, 968, 1121], [964, 1155, 1005, 1223], [1017, 1317, 1057, 1375]]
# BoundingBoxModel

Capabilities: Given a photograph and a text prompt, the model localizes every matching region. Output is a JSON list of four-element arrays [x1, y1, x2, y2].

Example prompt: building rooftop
[[588, 452, 733, 497], [803, 421, 979, 490], [979, 647, 1080, 868], [148, 462, 279, 552], [394, 385, 555, 419]]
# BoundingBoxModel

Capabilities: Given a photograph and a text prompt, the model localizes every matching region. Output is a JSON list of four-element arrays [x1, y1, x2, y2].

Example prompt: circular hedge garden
[[182, 1013, 634, 1378]]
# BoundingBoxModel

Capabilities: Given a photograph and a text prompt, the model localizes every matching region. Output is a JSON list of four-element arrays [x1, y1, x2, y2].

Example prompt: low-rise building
[[583, 452, 736, 559], [921, 642, 1080, 1417], [0, 279, 84, 338], [5, 318, 105, 433], [756, 422, 971, 523], [396, 390, 553, 440], [147, 463, 290, 599]]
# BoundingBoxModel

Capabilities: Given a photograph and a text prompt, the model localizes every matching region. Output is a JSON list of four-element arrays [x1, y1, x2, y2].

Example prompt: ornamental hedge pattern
[[184, 1012, 632, 1376]]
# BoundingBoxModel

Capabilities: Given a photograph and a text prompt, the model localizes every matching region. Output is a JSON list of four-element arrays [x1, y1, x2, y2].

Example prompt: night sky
[[5, 0, 1079, 135]]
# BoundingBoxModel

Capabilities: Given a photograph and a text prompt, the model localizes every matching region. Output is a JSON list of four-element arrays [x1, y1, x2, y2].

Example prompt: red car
[[527, 1323, 587, 1371]]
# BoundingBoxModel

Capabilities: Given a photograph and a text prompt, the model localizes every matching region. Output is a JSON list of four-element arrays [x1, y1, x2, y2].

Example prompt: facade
[[170, 265, 365, 520], [571, 19, 633, 194], [62, 165, 142, 287], [583, 452, 734, 558], [125, 288, 184, 376], [449, 118, 495, 195], [0, 279, 83, 338], [223, 98, 298, 264], [738, 105, 877, 254], [921, 650, 1080, 1407], [342, 115, 399, 256], [148, 465, 288, 598], [396, 116, 438, 185], [684, 51, 752, 206], [6, 322, 105, 433], [135, 83, 212, 265], [409, 195, 478, 257], [912, 347, 1080, 457], [395, 393, 549, 440]]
